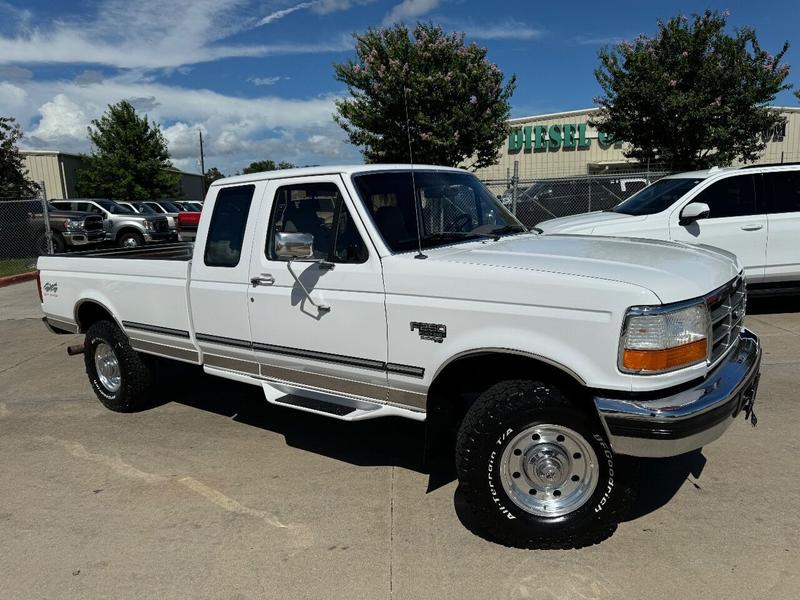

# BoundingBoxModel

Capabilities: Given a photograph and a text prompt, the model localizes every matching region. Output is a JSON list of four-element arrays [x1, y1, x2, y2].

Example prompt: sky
[[0, 0, 798, 175]]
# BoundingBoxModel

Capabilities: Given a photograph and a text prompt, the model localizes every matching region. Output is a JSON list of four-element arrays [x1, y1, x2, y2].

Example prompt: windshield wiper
[[489, 224, 528, 235], [425, 231, 502, 242]]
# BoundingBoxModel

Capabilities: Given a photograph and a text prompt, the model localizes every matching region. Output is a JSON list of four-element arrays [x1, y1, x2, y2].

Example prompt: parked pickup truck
[[38, 165, 761, 549]]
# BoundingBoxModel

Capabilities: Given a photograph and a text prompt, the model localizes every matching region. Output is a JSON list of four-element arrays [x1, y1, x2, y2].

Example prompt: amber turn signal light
[[622, 339, 707, 372]]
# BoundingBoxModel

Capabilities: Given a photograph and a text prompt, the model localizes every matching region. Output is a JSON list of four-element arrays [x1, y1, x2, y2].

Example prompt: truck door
[[670, 174, 767, 281], [190, 183, 264, 372], [246, 175, 389, 402]]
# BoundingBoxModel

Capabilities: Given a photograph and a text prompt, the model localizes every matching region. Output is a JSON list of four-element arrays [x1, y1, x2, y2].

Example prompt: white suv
[[537, 164, 800, 294]]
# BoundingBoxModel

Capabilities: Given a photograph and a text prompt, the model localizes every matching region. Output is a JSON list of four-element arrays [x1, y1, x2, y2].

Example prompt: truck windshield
[[352, 170, 526, 253], [612, 178, 704, 216]]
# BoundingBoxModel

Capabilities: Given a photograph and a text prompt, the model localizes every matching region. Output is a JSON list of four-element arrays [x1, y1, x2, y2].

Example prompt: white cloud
[[460, 20, 544, 41], [248, 76, 289, 86], [0, 82, 27, 113], [383, 0, 441, 25], [0, 0, 354, 70], [29, 94, 91, 148], [15, 75, 358, 173], [258, 2, 314, 25]]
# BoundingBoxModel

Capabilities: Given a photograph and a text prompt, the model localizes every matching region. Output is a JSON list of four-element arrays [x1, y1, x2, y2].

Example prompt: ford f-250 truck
[[37, 165, 761, 549]]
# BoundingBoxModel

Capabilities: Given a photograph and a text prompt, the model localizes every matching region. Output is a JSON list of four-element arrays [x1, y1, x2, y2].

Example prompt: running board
[[261, 381, 425, 422]]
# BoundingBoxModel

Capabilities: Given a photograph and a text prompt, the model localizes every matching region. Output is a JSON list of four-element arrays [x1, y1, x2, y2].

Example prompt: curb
[[0, 271, 37, 288]]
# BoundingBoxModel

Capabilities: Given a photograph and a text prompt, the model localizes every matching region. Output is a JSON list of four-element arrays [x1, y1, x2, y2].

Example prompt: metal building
[[473, 106, 800, 180], [21, 151, 205, 201]]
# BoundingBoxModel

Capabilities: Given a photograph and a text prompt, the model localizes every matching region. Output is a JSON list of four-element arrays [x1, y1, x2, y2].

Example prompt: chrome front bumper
[[594, 329, 761, 458]]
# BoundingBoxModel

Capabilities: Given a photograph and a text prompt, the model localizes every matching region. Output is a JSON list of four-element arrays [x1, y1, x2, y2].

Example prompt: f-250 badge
[[410, 322, 447, 343]]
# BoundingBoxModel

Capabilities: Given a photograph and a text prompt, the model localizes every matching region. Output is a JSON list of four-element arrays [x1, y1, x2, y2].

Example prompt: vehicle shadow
[[156, 361, 429, 474], [155, 361, 709, 528], [747, 294, 800, 315]]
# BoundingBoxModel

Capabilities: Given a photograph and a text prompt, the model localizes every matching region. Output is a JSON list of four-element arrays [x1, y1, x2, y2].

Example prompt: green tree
[[242, 160, 276, 174], [591, 10, 791, 170], [0, 117, 40, 198], [76, 101, 181, 200], [334, 23, 516, 169], [204, 166, 226, 187]]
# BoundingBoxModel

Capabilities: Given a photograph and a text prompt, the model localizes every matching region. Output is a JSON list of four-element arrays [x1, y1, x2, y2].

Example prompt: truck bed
[[38, 242, 196, 341], [57, 242, 194, 261]]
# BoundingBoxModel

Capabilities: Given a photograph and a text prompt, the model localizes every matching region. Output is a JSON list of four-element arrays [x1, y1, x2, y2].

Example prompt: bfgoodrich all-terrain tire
[[455, 379, 635, 549], [84, 320, 154, 412]]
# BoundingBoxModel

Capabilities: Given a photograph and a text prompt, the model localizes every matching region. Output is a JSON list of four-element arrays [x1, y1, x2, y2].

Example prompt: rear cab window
[[204, 185, 256, 267]]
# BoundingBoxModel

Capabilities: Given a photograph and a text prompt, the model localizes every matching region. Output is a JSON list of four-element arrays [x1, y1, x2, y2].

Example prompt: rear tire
[[118, 231, 144, 248], [455, 379, 635, 549], [84, 320, 153, 412]]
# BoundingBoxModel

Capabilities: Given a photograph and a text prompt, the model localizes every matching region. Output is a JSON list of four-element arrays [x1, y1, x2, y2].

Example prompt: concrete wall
[[473, 107, 800, 181]]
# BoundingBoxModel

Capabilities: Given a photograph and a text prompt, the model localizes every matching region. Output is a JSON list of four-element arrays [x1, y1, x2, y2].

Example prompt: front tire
[[84, 320, 154, 412], [117, 231, 144, 248], [455, 379, 634, 549]]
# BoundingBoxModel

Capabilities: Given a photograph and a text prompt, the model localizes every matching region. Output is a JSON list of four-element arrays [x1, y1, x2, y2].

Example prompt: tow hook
[[67, 343, 85, 356]]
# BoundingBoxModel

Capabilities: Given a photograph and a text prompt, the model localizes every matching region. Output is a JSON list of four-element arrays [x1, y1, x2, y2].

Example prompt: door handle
[[250, 274, 275, 287], [741, 224, 763, 231]]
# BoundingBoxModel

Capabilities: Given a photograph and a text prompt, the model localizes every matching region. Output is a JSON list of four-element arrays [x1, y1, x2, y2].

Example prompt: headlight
[[64, 219, 84, 231], [619, 302, 710, 374]]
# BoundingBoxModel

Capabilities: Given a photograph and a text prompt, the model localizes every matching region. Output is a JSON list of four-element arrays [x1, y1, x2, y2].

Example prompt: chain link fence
[[481, 169, 671, 227], [0, 184, 53, 277]]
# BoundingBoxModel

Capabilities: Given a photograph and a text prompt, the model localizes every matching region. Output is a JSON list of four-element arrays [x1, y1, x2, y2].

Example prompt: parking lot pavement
[[1, 281, 799, 600]]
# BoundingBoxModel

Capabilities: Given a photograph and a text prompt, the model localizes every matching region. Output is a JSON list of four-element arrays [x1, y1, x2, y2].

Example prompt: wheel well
[[424, 352, 590, 462], [75, 301, 115, 333], [115, 227, 143, 241]]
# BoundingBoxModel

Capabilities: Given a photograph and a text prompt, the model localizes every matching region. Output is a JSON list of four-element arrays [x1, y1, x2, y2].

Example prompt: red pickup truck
[[176, 211, 201, 241]]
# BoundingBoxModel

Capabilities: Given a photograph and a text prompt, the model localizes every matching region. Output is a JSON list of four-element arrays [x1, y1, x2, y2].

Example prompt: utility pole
[[199, 129, 206, 196]]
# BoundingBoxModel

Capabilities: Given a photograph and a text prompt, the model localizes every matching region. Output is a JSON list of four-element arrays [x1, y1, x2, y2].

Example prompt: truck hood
[[536, 211, 643, 233], [431, 234, 739, 304]]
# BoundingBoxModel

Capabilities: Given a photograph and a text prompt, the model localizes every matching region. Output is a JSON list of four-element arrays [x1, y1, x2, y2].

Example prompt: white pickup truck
[[38, 165, 761, 549]]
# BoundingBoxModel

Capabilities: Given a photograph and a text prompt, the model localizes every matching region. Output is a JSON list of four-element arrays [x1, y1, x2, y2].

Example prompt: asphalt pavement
[[1, 280, 798, 599]]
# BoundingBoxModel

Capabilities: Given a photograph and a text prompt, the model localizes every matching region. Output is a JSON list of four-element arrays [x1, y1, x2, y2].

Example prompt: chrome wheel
[[500, 424, 599, 517], [121, 236, 139, 248], [94, 342, 121, 393]]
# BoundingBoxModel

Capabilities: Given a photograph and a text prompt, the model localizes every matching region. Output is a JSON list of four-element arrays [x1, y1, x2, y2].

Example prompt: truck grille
[[152, 218, 168, 232], [83, 215, 104, 231], [706, 276, 746, 364]]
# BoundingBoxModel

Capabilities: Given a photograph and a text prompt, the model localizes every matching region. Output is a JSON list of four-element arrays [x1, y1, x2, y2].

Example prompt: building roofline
[[508, 105, 800, 124]]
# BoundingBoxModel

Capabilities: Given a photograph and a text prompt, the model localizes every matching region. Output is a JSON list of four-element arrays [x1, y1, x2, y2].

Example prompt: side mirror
[[274, 231, 313, 259], [679, 202, 710, 226]]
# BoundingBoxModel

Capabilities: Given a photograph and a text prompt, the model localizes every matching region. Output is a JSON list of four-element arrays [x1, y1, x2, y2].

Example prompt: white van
[[537, 164, 800, 294]]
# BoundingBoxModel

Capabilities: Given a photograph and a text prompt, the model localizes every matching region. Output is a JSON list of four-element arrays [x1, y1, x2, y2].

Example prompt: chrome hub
[[500, 424, 599, 517], [94, 342, 121, 393]]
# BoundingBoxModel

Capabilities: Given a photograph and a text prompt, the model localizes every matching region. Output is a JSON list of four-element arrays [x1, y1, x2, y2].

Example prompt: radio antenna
[[404, 86, 426, 259]]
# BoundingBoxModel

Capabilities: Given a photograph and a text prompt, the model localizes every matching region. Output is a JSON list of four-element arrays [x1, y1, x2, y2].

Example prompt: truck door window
[[764, 171, 800, 214], [692, 175, 758, 218], [266, 182, 368, 263], [204, 185, 255, 267]]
